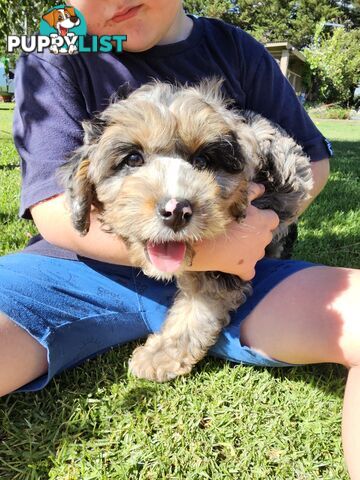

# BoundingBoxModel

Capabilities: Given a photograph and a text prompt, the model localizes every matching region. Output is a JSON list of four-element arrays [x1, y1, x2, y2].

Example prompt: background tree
[[303, 21, 360, 106], [0, 0, 59, 59], [184, 0, 360, 48], [184, 0, 239, 24], [184, 0, 360, 106]]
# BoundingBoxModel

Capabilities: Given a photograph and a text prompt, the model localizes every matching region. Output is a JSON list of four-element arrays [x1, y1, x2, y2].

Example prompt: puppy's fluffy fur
[[58, 79, 313, 382]]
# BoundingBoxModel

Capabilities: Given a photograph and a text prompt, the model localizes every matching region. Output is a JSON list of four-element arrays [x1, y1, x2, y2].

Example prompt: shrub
[[306, 103, 352, 119], [303, 22, 360, 107]]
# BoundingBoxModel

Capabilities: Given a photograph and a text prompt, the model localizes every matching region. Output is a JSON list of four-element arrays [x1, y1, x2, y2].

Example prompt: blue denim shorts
[[0, 253, 317, 392]]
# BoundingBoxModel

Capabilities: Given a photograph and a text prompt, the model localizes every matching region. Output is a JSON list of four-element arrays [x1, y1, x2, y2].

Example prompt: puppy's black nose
[[158, 198, 193, 232]]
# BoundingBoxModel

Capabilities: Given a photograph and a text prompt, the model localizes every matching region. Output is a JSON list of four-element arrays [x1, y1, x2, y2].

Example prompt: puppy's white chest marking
[[166, 157, 182, 198], [158, 156, 192, 199]]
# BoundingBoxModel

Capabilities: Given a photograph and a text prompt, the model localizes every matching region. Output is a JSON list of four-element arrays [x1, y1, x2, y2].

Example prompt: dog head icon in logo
[[42, 6, 80, 36], [40, 5, 86, 55]]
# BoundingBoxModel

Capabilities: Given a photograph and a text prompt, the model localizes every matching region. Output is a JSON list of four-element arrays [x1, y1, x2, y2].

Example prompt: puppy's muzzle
[[157, 198, 193, 232]]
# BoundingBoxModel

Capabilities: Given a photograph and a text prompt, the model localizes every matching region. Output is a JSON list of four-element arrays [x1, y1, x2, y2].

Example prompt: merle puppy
[[57, 79, 313, 382]]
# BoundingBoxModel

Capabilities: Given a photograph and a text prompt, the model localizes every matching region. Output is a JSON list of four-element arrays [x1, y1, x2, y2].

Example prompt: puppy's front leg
[[129, 288, 230, 382]]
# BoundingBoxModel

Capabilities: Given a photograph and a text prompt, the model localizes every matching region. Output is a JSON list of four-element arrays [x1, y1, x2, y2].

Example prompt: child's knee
[[0, 311, 14, 329], [0, 312, 48, 396], [334, 269, 360, 368]]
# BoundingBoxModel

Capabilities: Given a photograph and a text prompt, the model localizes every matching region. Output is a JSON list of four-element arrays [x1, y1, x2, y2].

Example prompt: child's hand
[[189, 183, 280, 280]]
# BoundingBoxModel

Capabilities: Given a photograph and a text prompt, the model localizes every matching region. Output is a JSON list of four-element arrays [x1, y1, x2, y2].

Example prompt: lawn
[[0, 104, 359, 479]]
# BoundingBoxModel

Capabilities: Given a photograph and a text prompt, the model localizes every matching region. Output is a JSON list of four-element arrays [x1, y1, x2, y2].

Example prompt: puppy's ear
[[231, 111, 272, 177], [57, 115, 107, 235], [82, 116, 107, 144], [42, 9, 56, 27], [111, 82, 135, 102], [56, 146, 96, 236], [238, 111, 277, 154]]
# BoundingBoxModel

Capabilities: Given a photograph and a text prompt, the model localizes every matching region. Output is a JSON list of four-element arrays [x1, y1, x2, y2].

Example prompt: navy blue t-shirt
[[13, 15, 332, 260]]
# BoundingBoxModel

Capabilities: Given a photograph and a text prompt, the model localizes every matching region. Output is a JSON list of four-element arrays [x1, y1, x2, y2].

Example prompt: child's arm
[[30, 184, 278, 280], [298, 158, 330, 215], [31, 194, 134, 267]]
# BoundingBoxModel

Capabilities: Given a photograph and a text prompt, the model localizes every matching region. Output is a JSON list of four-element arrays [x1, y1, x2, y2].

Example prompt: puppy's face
[[58, 80, 258, 279]]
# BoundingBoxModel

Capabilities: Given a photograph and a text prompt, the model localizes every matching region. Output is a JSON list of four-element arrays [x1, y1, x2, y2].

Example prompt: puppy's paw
[[129, 340, 192, 382]]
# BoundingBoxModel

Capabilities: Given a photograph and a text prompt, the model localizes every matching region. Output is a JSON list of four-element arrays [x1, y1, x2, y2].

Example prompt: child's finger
[[263, 208, 280, 231], [248, 182, 265, 202]]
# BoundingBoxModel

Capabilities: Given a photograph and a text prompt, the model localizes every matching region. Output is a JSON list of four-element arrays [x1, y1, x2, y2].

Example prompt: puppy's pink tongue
[[147, 241, 186, 273]]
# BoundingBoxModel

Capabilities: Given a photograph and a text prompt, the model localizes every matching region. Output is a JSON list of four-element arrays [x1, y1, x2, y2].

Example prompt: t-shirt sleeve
[[243, 45, 334, 162], [13, 53, 88, 220]]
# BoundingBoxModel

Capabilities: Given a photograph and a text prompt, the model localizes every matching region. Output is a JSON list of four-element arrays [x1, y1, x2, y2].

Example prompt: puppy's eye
[[124, 152, 145, 167], [192, 155, 208, 170]]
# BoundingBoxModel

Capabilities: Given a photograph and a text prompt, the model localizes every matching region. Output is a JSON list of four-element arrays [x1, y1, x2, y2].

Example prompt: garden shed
[[265, 42, 306, 95]]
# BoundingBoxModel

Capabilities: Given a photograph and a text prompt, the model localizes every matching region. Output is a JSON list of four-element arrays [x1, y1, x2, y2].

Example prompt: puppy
[[57, 79, 313, 382]]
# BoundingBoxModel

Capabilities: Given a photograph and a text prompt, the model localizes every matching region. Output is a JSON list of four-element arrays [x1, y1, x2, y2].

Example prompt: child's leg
[[343, 366, 360, 480], [0, 253, 152, 394], [0, 313, 48, 396], [239, 265, 360, 478]]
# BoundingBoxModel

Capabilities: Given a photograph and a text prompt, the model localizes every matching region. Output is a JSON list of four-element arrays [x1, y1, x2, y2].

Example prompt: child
[[0, 1, 359, 476]]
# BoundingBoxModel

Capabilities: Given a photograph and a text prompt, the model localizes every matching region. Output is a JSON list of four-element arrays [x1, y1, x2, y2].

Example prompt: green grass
[[294, 119, 360, 268], [0, 110, 359, 479], [0, 103, 38, 255]]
